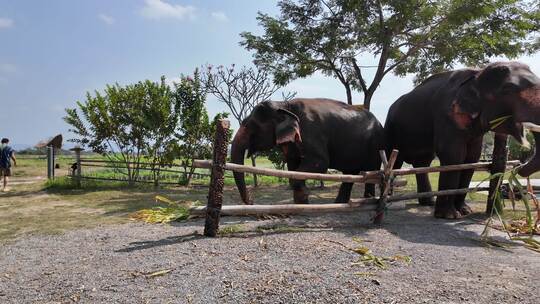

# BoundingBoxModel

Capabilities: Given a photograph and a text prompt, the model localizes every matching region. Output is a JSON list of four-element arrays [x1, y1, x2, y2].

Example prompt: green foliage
[[64, 77, 182, 184], [508, 131, 536, 161], [259, 148, 287, 170], [241, 0, 539, 107], [174, 70, 230, 184]]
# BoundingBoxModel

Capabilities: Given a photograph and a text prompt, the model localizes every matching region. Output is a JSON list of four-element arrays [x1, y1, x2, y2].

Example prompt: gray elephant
[[385, 62, 540, 219], [230, 98, 385, 204]]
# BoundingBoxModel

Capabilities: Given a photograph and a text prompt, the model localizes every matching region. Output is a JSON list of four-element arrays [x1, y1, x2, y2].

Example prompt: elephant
[[384, 61, 540, 219], [231, 98, 385, 205]]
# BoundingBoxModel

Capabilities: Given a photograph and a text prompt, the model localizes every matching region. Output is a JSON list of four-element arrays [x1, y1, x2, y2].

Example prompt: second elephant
[[231, 98, 384, 204]]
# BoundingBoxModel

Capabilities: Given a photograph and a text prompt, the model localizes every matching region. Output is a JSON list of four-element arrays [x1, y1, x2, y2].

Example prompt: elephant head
[[451, 62, 540, 176], [230, 101, 302, 204]]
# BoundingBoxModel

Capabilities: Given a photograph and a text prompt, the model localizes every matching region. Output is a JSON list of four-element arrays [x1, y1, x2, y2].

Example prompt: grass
[[1, 155, 537, 243]]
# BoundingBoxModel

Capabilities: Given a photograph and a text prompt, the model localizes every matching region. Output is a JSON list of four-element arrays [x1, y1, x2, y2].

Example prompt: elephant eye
[[501, 83, 519, 95]]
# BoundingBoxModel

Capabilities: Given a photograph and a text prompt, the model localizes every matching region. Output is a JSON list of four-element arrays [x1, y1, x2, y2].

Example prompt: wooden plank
[[193, 160, 368, 183], [191, 201, 380, 216]]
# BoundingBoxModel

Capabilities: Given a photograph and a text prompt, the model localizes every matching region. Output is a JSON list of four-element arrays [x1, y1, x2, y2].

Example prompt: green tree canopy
[[64, 77, 181, 183], [241, 0, 540, 108]]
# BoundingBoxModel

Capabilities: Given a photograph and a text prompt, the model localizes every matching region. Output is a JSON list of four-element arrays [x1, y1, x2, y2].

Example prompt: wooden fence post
[[486, 134, 508, 214], [204, 120, 230, 237], [374, 149, 399, 224], [47, 146, 55, 179], [70, 146, 83, 187]]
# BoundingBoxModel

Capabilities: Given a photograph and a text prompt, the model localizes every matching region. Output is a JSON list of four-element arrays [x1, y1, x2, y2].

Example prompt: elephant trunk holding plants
[[385, 61, 540, 219], [231, 98, 385, 205]]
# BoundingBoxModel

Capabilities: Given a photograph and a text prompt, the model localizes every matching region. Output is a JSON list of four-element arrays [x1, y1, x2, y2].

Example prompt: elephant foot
[[334, 195, 351, 204], [293, 189, 309, 204], [418, 197, 436, 206], [456, 203, 473, 216], [434, 206, 462, 219]]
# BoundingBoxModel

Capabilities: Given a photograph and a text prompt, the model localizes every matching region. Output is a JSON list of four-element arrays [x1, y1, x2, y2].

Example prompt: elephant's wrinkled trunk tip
[[518, 131, 540, 177], [231, 126, 253, 205]]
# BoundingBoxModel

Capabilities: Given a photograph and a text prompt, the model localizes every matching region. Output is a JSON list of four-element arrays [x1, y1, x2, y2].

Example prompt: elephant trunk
[[516, 86, 540, 176], [518, 126, 540, 177], [231, 125, 252, 204]]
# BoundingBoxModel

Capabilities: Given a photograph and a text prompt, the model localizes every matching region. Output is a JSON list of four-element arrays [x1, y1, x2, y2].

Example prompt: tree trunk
[[363, 90, 374, 111], [186, 165, 196, 186], [345, 84, 352, 105], [251, 155, 258, 187]]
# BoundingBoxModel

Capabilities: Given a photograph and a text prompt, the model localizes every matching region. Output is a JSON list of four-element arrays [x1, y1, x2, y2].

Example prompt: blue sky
[[0, 0, 538, 149]]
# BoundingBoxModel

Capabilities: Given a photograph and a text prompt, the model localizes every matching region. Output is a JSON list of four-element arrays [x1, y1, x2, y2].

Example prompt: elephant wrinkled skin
[[231, 98, 384, 205], [385, 62, 540, 219]]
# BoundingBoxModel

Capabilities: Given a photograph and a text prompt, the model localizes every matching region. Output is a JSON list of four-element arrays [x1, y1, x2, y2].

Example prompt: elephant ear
[[275, 108, 302, 145], [450, 75, 481, 130], [476, 64, 511, 94]]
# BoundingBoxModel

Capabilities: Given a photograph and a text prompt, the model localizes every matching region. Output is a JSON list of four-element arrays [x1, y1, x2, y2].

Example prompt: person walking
[[0, 138, 16, 192]]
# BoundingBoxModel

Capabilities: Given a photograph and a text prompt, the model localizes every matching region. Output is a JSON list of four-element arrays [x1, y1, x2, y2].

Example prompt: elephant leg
[[286, 157, 301, 190], [435, 141, 467, 219], [292, 157, 328, 204], [291, 179, 309, 204], [454, 137, 483, 215], [412, 158, 435, 206], [335, 182, 353, 203]]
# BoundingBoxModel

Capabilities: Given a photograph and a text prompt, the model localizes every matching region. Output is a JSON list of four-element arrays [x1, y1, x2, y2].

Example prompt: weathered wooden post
[[374, 149, 399, 224], [70, 146, 83, 187], [204, 120, 230, 237], [46, 146, 55, 179], [486, 134, 508, 214]]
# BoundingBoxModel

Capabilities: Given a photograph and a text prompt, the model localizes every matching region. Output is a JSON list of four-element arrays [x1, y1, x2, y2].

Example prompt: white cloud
[[0, 17, 14, 29], [140, 0, 196, 21], [211, 11, 228, 22], [98, 13, 115, 25]]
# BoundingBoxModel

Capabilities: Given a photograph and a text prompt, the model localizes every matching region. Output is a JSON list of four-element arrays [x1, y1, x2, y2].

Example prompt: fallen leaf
[[146, 269, 172, 278]]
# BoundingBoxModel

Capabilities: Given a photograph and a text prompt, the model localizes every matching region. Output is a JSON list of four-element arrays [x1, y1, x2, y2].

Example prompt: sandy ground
[[0, 202, 539, 304]]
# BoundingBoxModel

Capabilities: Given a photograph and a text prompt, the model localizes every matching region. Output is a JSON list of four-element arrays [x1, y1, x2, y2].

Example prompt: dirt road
[[0, 203, 538, 303]]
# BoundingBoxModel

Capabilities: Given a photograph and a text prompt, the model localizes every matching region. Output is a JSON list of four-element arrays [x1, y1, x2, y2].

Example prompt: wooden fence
[[187, 120, 522, 237]]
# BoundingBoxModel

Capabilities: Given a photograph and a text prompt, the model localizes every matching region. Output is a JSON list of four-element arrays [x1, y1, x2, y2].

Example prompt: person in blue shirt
[[0, 138, 16, 192]]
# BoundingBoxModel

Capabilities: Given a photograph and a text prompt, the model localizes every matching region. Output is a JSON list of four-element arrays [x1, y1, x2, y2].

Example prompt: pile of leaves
[[130, 195, 198, 224], [350, 238, 411, 270], [481, 168, 540, 253]]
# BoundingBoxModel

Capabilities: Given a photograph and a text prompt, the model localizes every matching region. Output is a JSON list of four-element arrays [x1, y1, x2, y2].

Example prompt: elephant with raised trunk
[[231, 98, 384, 205], [385, 62, 540, 219]]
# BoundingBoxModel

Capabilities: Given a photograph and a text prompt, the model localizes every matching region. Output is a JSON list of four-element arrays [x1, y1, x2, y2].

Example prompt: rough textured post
[[47, 146, 54, 179], [204, 120, 230, 237], [374, 149, 399, 224], [486, 134, 508, 214]]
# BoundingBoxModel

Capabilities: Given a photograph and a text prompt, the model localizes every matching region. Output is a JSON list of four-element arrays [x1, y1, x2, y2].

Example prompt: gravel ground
[[0, 204, 539, 304]]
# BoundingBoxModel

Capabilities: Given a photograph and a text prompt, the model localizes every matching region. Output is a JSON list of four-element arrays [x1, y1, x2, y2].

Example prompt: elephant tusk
[[522, 122, 540, 133]]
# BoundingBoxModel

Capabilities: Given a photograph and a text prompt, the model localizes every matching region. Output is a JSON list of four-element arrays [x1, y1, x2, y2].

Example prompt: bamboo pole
[[191, 201, 381, 216], [189, 187, 489, 216], [193, 160, 370, 183]]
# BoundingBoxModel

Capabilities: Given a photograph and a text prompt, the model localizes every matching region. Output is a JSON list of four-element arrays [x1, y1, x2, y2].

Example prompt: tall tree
[[176, 70, 229, 185], [241, 0, 540, 109], [202, 64, 292, 186], [65, 77, 181, 185]]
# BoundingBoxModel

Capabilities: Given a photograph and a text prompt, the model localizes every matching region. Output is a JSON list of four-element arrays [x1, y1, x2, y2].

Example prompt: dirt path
[[0, 204, 538, 304]]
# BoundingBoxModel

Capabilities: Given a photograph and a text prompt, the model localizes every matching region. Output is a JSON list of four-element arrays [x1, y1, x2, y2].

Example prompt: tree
[[241, 0, 540, 108], [202, 64, 292, 185], [176, 70, 230, 185], [65, 77, 181, 185]]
